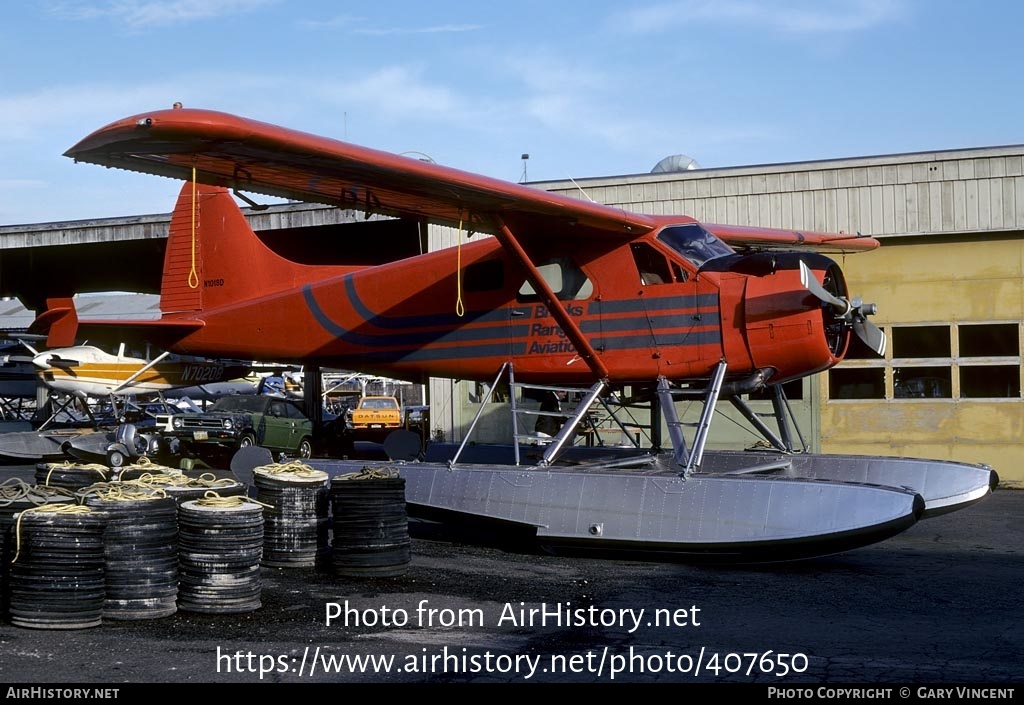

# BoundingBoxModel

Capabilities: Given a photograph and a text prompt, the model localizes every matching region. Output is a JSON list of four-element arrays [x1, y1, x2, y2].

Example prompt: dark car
[[164, 395, 314, 461]]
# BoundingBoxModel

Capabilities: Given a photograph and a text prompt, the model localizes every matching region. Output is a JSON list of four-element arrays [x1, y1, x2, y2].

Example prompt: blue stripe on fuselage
[[303, 281, 525, 349], [343, 275, 510, 328], [579, 312, 721, 333], [588, 292, 719, 315], [303, 280, 722, 362], [592, 329, 722, 350]]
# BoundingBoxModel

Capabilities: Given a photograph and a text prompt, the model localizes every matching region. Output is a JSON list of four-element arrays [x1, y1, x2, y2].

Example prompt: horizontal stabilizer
[[30, 297, 205, 349]]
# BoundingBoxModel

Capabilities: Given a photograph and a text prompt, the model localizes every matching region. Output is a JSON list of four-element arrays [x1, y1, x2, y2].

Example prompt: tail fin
[[29, 297, 78, 348], [161, 183, 298, 315]]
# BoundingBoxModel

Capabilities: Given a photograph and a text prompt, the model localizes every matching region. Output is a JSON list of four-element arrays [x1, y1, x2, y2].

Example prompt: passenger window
[[517, 257, 593, 301], [464, 259, 504, 292]]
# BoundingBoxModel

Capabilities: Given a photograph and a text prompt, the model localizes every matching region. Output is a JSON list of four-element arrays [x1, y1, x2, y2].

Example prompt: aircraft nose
[[798, 260, 886, 356], [739, 254, 856, 383]]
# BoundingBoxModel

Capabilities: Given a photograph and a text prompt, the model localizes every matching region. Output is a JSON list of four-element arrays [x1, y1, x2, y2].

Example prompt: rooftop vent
[[651, 154, 701, 173]]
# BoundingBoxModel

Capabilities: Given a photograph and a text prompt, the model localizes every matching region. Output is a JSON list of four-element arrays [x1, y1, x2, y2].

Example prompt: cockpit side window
[[657, 224, 734, 268], [630, 242, 673, 285]]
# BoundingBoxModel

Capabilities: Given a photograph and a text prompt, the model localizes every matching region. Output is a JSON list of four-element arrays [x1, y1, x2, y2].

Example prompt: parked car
[[163, 394, 314, 461], [348, 396, 402, 432]]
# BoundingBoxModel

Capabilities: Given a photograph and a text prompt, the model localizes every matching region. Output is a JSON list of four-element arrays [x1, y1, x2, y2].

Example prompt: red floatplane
[[31, 106, 996, 560]]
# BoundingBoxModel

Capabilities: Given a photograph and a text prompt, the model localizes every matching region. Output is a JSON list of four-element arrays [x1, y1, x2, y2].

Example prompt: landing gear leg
[[656, 360, 727, 476]]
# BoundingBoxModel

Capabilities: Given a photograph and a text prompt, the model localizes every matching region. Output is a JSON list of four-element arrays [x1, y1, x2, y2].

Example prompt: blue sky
[[1, 0, 1022, 226]]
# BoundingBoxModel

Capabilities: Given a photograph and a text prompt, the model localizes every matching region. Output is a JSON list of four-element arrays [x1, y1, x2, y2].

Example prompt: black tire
[[238, 432, 257, 449], [106, 448, 126, 468], [297, 437, 313, 459]]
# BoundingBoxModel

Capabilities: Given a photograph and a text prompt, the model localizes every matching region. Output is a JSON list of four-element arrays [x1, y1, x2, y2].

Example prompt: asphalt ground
[[0, 461, 1021, 690]]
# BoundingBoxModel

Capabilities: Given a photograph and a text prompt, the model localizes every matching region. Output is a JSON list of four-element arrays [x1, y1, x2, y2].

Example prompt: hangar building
[[2, 144, 1022, 486]]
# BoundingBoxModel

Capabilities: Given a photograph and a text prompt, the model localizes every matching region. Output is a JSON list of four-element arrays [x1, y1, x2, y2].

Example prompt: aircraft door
[[627, 242, 705, 375]]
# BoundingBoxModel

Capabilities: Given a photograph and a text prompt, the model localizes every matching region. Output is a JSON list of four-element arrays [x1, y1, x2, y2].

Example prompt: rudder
[[161, 183, 292, 315]]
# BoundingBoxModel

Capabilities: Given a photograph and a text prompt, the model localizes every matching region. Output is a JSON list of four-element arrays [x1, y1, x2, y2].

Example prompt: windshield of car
[[657, 224, 734, 267], [209, 395, 268, 413], [359, 397, 399, 410]]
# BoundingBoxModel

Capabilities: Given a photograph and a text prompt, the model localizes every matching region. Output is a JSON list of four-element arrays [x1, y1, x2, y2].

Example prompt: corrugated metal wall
[[536, 146, 1024, 239]]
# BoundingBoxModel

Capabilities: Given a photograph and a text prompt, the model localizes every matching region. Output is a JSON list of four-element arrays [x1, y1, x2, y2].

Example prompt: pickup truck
[[348, 396, 402, 434]]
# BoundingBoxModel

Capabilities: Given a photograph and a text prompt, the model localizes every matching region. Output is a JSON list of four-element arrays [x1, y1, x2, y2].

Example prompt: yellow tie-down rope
[[12, 503, 94, 564], [184, 472, 239, 489], [253, 460, 326, 480], [127, 472, 187, 489], [121, 457, 180, 474], [41, 461, 109, 487], [76, 482, 169, 503], [189, 163, 199, 289], [455, 214, 465, 317], [192, 490, 274, 510], [0, 478, 75, 507], [334, 466, 401, 481], [130, 472, 239, 492]]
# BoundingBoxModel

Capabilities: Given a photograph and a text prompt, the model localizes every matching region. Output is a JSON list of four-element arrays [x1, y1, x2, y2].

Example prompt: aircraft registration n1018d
[[34, 105, 997, 561]]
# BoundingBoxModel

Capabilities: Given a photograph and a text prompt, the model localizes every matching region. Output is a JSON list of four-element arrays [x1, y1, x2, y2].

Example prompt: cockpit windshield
[[657, 224, 734, 268]]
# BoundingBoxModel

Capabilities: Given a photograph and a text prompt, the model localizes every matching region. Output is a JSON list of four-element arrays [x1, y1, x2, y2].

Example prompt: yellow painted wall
[[820, 234, 1024, 486]]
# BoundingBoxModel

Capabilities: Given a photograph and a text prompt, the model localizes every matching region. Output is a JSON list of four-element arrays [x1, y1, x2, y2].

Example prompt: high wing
[[64, 107, 656, 241], [64, 107, 878, 254], [703, 223, 879, 255]]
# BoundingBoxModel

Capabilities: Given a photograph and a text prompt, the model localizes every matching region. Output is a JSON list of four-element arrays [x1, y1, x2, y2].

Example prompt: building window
[[828, 322, 1022, 401], [961, 365, 1020, 398], [893, 366, 952, 398], [959, 323, 1018, 357], [892, 325, 950, 358], [829, 368, 884, 400]]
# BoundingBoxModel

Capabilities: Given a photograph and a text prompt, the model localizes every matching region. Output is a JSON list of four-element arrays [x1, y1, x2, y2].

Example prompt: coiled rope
[[42, 461, 109, 487], [253, 460, 325, 479], [128, 472, 187, 488], [0, 478, 75, 507], [121, 457, 179, 473], [193, 490, 273, 510], [184, 473, 239, 489], [334, 466, 400, 481], [76, 482, 168, 503]]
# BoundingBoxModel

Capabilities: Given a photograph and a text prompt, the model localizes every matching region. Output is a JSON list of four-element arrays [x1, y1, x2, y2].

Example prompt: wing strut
[[493, 219, 609, 380], [111, 351, 172, 395]]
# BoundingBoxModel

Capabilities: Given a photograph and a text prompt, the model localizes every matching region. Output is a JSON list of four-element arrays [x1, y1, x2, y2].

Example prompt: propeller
[[0, 338, 42, 365], [33, 353, 81, 370], [799, 261, 886, 356]]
